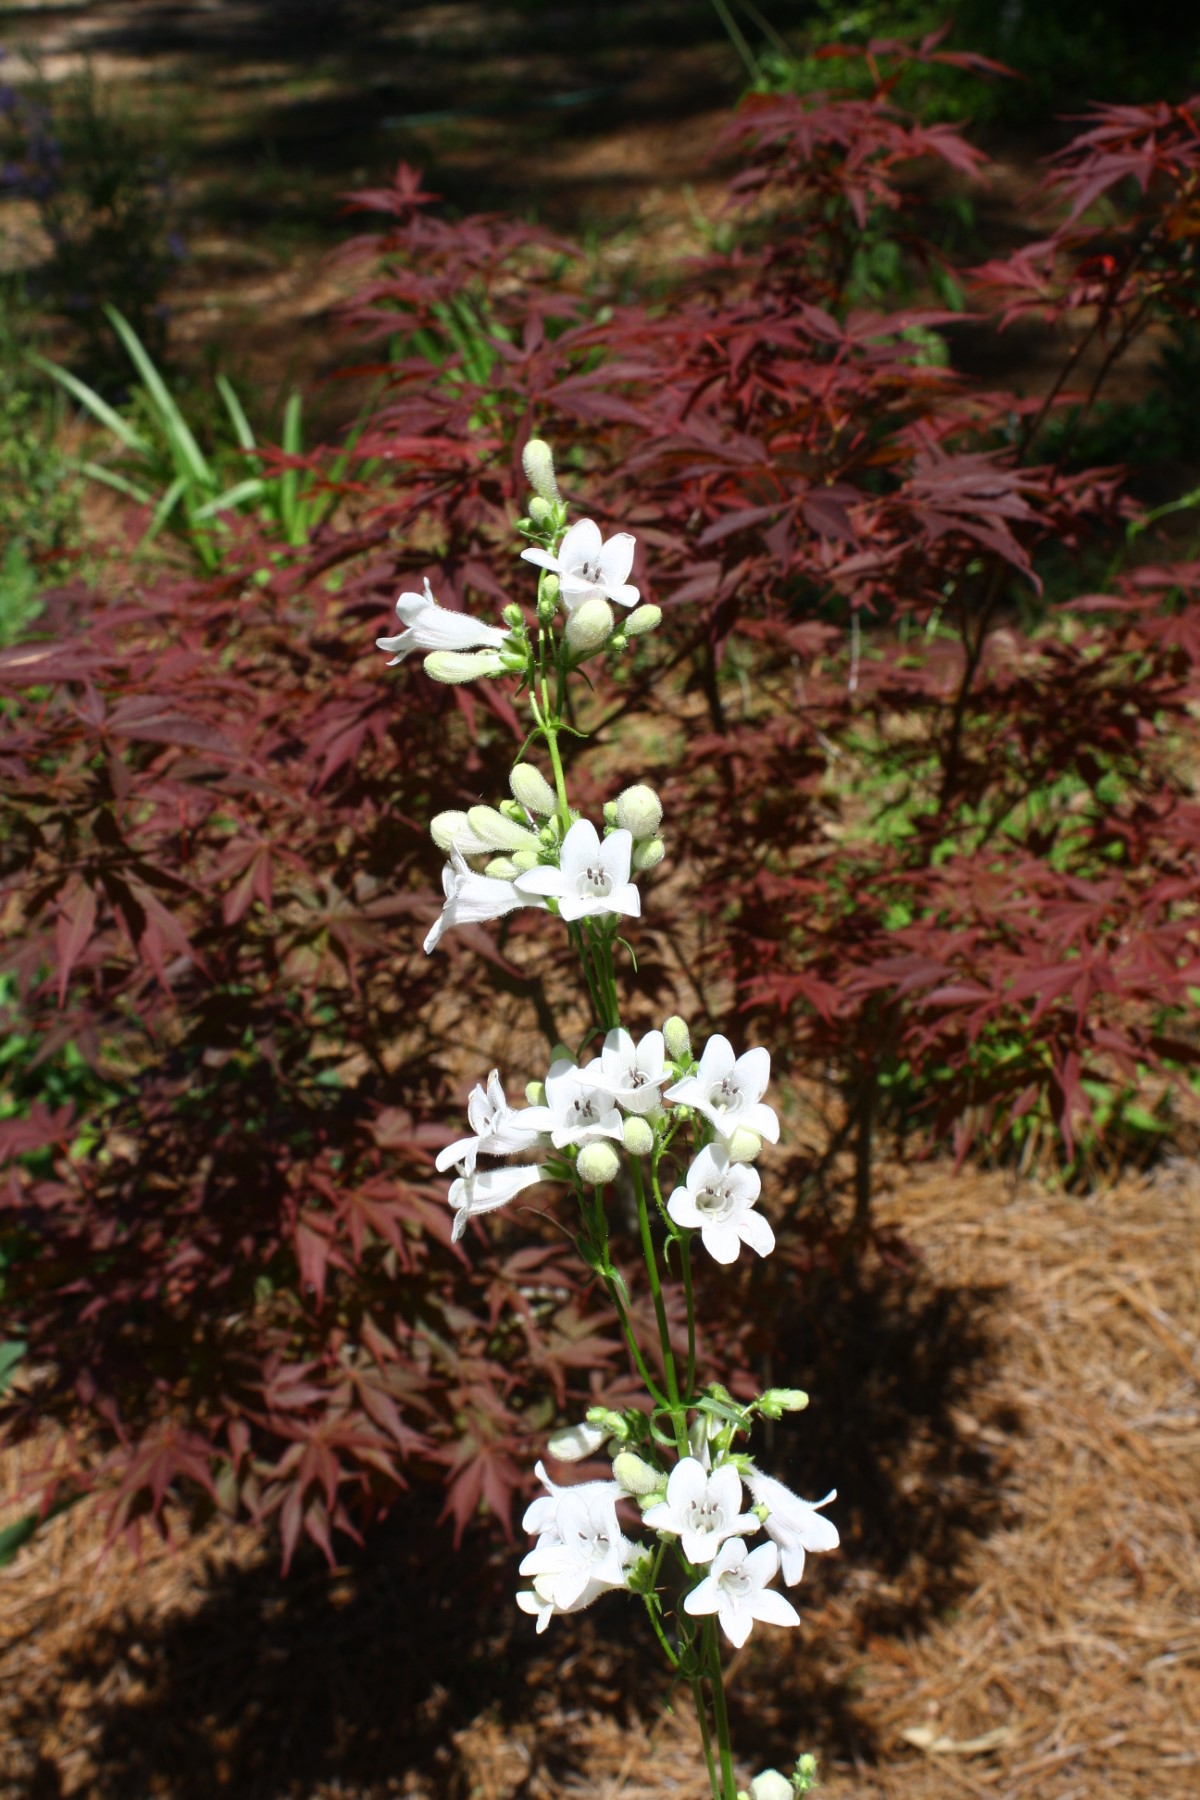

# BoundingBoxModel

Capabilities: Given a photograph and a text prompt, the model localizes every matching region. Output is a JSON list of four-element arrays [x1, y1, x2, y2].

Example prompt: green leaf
[[102, 305, 213, 489], [28, 354, 153, 458], [193, 477, 268, 521], [0, 1340, 26, 1396], [215, 374, 258, 453]]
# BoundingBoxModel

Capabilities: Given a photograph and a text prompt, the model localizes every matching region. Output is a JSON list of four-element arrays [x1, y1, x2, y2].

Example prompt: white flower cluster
[[439, 1026, 781, 1263], [517, 1451, 838, 1647]]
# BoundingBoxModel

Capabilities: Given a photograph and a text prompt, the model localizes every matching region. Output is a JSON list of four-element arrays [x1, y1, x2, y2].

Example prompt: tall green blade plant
[[377, 439, 836, 1800]]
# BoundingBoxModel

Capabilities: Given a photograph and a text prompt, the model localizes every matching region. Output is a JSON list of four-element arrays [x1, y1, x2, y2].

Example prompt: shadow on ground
[[11, 1244, 1016, 1796]]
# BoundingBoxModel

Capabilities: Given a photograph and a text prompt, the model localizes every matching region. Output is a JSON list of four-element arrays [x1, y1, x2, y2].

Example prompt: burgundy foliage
[[4, 49, 1200, 1557]]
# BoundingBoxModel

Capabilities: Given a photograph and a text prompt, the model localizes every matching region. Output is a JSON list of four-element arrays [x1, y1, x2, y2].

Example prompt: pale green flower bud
[[577, 1141, 620, 1186], [510, 762, 558, 816], [522, 437, 561, 503], [793, 1756, 818, 1796], [424, 648, 505, 683], [501, 602, 524, 629], [758, 1387, 810, 1419], [547, 1421, 607, 1461], [510, 848, 540, 872], [663, 1016, 691, 1062], [726, 1126, 762, 1164], [616, 784, 663, 838], [585, 1406, 629, 1439], [749, 1774, 793, 1800], [565, 598, 613, 653], [603, 800, 618, 827], [466, 805, 540, 852], [528, 496, 554, 524], [622, 1115, 655, 1158], [612, 1451, 666, 1497], [632, 837, 664, 873], [430, 810, 487, 856], [483, 856, 518, 880], [525, 1079, 546, 1105], [609, 630, 628, 652], [625, 604, 662, 636]]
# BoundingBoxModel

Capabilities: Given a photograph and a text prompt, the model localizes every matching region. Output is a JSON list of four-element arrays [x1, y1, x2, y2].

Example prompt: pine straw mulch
[[2, 1155, 1198, 1800]]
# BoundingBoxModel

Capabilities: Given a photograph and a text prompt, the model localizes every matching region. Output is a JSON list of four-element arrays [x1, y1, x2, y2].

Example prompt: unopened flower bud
[[565, 597, 613, 653], [522, 437, 561, 503], [663, 1016, 691, 1062], [547, 1420, 607, 1461], [625, 604, 662, 636], [616, 784, 663, 838], [603, 800, 618, 827], [510, 762, 558, 816], [577, 1141, 620, 1186], [585, 1406, 629, 1439], [622, 1115, 655, 1158], [632, 836, 664, 873], [484, 856, 518, 879], [609, 631, 628, 652], [430, 809, 487, 856], [793, 1756, 818, 1796], [510, 848, 539, 872], [528, 496, 554, 524], [749, 1774, 793, 1800], [726, 1127, 762, 1164], [758, 1387, 810, 1420], [501, 602, 524, 629], [525, 1079, 546, 1106], [466, 805, 540, 852], [424, 648, 505, 683], [613, 1451, 665, 1497]]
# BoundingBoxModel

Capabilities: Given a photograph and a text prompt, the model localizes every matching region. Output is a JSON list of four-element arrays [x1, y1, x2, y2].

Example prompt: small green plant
[[33, 305, 355, 569], [0, 286, 77, 644]]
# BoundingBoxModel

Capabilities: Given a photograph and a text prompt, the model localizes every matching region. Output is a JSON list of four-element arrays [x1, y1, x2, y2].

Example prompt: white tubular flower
[[519, 1485, 631, 1611], [521, 1057, 624, 1150], [447, 1162, 544, 1242], [513, 819, 640, 924], [683, 1539, 800, 1649], [750, 1773, 794, 1800], [747, 1470, 840, 1587], [377, 579, 508, 664], [517, 1567, 625, 1634], [642, 1457, 757, 1566], [664, 1034, 780, 1144], [667, 1144, 775, 1265], [424, 847, 545, 955], [521, 518, 640, 611], [522, 1459, 623, 1539], [585, 1027, 670, 1117], [435, 1070, 542, 1175]]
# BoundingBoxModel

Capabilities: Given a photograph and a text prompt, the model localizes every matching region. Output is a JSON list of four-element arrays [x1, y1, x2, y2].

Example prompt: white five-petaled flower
[[513, 819, 640, 923], [522, 1459, 623, 1538], [521, 518, 640, 612], [376, 578, 508, 665], [521, 1057, 625, 1149], [746, 1469, 840, 1586], [519, 1484, 631, 1611], [424, 847, 546, 955], [447, 1162, 544, 1242], [435, 1070, 542, 1175], [583, 1027, 671, 1117], [643, 1457, 758, 1566], [683, 1538, 800, 1649], [664, 1034, 780, 1144], [667, 1144, 775, 1265]]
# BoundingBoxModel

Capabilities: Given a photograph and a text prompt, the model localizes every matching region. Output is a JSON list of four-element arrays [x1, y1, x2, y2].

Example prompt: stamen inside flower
[[581, 864, 613, 898], [684, 1498, 727, 1538], [695, 1183, 733, 1220], [718, 1564, 752, 1599], [708, 1075, 741, 1114]]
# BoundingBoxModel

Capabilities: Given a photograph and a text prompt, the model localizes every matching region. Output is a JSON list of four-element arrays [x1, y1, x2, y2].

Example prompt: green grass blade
[[102, 305, 213, 488], [193, 477, 267, 520], [142, 472, 190, 543], [75, 461, 157, 505], [27, 353, 153, 458], [215, 373, 258, 453]]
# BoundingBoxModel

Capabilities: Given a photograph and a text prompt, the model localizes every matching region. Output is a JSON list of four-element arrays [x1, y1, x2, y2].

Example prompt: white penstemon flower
[[376, 578, 508, 665], [665, 1033, 780, 1144], [521, 517, 640, 611], [514, 818, 640, 923], [583, 1026, 670, 1116], [643, 1457, 757, 1565], [521, 1057, 625, 1150], [446, 1161, 544, 1243], [747, 1469, 840, 1586], [423, 846, 546, 955], [435, 1069, 541, 1175], [683, 1538, 800, 1649], [667, 1144, 775, 1265]]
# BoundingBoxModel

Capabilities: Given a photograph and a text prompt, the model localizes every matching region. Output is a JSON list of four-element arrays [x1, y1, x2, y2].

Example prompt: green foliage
[[0, 288, 77, 645], [33, 306, 354, 569]]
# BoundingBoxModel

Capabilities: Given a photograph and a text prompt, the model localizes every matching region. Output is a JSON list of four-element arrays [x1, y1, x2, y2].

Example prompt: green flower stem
[[704, 1619, 738, 1800], [691, 1674, 722, 1800], [629, 1154, 687, 1457], [589, 1192, 668, 1409], [680, 1229, 697, 1403]]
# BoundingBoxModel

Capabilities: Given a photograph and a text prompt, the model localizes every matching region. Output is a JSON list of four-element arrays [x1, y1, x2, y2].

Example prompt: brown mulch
[[3, 1153, 1197, 1800]]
